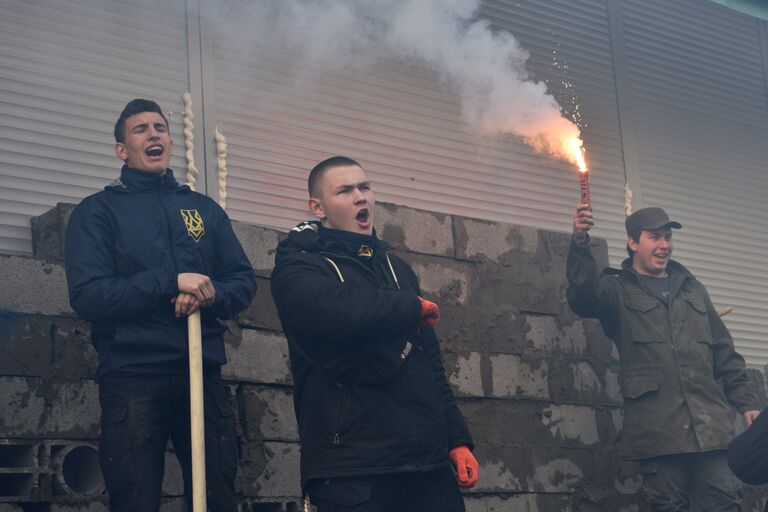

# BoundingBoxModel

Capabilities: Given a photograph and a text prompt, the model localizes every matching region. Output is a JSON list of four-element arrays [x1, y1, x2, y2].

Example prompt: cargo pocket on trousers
[[99, 405, 135, 485]]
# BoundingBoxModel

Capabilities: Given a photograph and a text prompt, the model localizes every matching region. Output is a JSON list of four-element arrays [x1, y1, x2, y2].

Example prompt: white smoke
[[205, 0, 582, 164]]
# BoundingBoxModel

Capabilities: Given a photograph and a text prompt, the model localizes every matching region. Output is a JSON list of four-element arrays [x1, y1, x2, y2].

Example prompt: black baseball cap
[[625, 207, 681, 236]]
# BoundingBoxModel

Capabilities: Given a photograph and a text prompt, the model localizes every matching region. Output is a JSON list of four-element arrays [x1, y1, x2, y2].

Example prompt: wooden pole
[[188, 310, 207, 512]]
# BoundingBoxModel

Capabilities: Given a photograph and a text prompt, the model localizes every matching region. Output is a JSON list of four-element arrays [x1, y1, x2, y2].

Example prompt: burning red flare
[[568, 137, 590, 205]]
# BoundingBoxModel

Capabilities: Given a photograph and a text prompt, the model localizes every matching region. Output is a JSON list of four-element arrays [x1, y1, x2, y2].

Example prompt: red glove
[[449, 445, 478, 488], [417, 296, 440, 328]]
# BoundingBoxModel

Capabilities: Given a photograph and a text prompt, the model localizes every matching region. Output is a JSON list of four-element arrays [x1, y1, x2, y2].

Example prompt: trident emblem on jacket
[[180, 209, 205, 242]]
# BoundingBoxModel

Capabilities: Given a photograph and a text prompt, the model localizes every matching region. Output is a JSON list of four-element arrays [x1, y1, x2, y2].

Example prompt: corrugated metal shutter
[[622, 0, 768, 365], [0, 0, 190, 254], [210, 0, 629, 259]]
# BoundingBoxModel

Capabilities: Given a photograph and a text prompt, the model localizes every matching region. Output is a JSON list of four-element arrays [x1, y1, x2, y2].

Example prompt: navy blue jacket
[[271, 221, 473, 488], [65, 166, 256, 380]]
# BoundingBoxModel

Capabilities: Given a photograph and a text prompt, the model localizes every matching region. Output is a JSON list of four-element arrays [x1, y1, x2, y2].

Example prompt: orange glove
[[449, 445, 478, 488], [417, 296, 440, 328]]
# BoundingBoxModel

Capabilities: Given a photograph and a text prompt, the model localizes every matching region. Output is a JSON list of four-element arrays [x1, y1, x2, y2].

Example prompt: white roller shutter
[[621, 0, 768, 365], [210, 0, 628, 258], [0, 0, 191, 254]]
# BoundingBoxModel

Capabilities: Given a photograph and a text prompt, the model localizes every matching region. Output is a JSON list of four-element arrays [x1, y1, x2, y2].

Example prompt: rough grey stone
[[463, 496, 487, 512], [604, 368, 622, 403], [455, 217, 540, 263], [239, 277, 283, 332], [159, 498, 186, 512], [490, 354, 549, 400], [529, 452, 588, 492], [541, 404, 599, 446], [224, 328, 292, 385], [474, 262, 563, 316], [50, 501, 109, 512], [574, 362, 617, 404], [406, 257, 472, 305], [162, 450, 184, 496], [250, 441, 301, 498], [0, 377, 45, 436], [376, 203, 453, 257], [526, 315, 586, 354], [549, 358, 622, 406], [466, 494, 575, 512], [449, 352, 484, 397], [44, 380, 99, 436], [241, 386, 298, 441], [31, 203, 75, 263], [0, 255, 72, 316], [472, 459, 524, 493], [231, 221, 281, 277]]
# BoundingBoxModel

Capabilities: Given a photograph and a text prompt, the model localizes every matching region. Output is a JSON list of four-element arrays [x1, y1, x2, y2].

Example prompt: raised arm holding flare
[[566, 204, 759, 511]]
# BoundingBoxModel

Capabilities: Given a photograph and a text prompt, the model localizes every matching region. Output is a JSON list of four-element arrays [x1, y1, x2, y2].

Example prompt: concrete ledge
[[376, 203, 453, 257], [224, 328, 292, 385], [231, 221, 282, 277], [0, 255, 72, 316], [241, 386, 298, 442]]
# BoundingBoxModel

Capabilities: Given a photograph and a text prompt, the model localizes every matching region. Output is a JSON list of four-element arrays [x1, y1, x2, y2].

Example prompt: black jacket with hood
[[65, 166, 257, 380], [270, 221, 473, 488]]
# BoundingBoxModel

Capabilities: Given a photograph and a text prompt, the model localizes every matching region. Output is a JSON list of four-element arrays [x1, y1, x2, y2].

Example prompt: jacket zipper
[[158, 188, 185, 354], [158, 189, 179, 275], [333, 387, 346, 445]]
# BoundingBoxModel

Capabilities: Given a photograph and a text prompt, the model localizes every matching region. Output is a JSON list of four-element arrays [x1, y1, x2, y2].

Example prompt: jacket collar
[[615, 257, 695, 298], [106, 165, 190, 193], [278, 220, 392, 257]]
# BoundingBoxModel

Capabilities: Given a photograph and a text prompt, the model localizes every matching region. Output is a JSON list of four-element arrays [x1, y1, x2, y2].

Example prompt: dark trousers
[[306, 467, 466, 512], [639, 451, 742, 512], [98, 371, 238, 512]]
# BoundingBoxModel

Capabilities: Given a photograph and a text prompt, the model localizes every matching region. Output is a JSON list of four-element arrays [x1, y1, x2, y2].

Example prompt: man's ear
[[627, 235, 639, 252], [115, 143, 127, 161], [309, 197, 326, 220]]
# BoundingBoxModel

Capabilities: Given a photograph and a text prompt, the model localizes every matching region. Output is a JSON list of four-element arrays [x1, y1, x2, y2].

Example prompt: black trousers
[[98, 371, 238, 512], [306, 467, 466, 512], [639, 450, 742, 512]]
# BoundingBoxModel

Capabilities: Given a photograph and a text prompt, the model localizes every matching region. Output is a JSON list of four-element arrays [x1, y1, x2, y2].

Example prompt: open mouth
[[356, 209, 370, 223], [145, 145, 164, 157]]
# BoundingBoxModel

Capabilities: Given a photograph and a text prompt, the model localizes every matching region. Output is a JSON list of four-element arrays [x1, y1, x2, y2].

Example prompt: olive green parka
[[566, 238, 757, 459]]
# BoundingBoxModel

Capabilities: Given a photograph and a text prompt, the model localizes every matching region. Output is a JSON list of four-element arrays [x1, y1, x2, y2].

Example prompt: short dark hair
[[308, 156, 362, 197], [626, 231, 641, 257], [114, 99, 169, 143]]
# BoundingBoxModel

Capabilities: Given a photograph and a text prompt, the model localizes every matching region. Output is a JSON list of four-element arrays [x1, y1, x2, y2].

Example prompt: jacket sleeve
[[421, 325, 474, 450], [704, 289, 759, 412], [270, 255, 422, 343], [401, 263, 474, 450], [208, 211, 257, 319], [565, 237, 619, 339], [65, 199, 178, 321], [728, 405, 768, 485]]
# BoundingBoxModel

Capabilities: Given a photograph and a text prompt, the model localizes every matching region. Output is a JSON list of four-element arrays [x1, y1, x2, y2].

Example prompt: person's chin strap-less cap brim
[[625, 207, 682, 236]]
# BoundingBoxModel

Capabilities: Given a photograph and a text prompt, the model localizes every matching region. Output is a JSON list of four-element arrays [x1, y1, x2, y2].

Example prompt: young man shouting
[[271, 156, 478, 512], [65, 99, 256, 511]]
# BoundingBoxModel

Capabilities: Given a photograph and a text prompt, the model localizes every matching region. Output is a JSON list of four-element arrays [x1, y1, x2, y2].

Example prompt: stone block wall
[[0, 202, 763, 511]]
